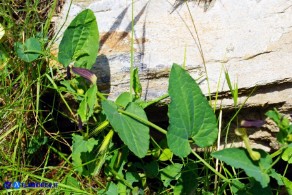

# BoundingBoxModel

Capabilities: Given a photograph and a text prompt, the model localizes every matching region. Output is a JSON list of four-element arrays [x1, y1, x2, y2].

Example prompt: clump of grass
[[0, 0, 73, 193]]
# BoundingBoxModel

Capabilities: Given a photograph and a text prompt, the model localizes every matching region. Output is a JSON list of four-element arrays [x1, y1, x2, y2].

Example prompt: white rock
[[54, 0, 292, 109]]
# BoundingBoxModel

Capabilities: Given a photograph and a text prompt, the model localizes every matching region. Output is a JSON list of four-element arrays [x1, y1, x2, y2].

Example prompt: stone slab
[[54, 0, 292, 109]]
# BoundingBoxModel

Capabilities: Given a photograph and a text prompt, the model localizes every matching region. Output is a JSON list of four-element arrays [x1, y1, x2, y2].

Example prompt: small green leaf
[[105, 182, 118, 195], [27, 136, 48, 154], [72, 134, 98, 174], [116, 92, 132, 108], [167, 64, 218, 157], [58, 9, 99, 69], [112, 147, 129, 175], [78, 97, 87, 123], [230, 180, 245, 194], [282, 145, 292, 164], [60, 80, 76, 93], [117, 182, 128, 194], [132, 68, 142, 98], [212, 148, 271, 188], [126, 172, 140, 185], [64, 176, 79, 188], [160, 163, 183, 187], [63, 176, 80, 195], [282, 177, 292, 195], [269, 169, 284, 186], [266, 109, 290, 144], [102, 100, 149, 158], [14, 37, 41, 62], [87, 85, 97, 116], [158, 148, 173, 161], [77, 84, 97, 123]]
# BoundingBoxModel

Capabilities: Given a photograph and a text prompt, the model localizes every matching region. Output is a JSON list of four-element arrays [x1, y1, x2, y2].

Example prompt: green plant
[[212, 109, 292, 194], [2, 1, 291, 193], [51, 8, 219, 194], [44, 7, 292, 194]]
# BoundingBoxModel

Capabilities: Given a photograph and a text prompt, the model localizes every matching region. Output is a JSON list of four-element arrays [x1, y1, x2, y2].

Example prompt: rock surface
[[54, 0, 292, 111], [54, 0, 292, 150]]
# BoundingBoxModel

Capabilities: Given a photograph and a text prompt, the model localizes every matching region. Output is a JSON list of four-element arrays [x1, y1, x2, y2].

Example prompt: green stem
[[129, 0, 134, 99], [24, 50, 46, 55], [191, 150, 231, 183], [270, 146, 286, 158], [185, 1, 210, 100], [93, 129, 114, 176], [118, 109, 167, 135], [224, 86, 257, 145], [98, 129, 114, 154], [143, 93, 169, 108], [46, 74, 76, 121], [89, 120, 110, 137], [106, 165, 134, 190]]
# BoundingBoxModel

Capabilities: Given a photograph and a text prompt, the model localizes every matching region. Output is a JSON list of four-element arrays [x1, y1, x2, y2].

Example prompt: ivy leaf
[[212, 148, 271, 188], [167, 64, 218, 157], [58, 9, 99, 69], [102, 100, 149, 158], [72, 134, 98, 175]]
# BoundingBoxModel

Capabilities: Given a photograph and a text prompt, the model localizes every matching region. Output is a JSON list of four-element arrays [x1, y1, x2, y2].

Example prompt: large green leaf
[[212, 148, 272, 188], [102, 100, 149, 158], [58, 9, 99, 69], [167, 64, 218, 157]]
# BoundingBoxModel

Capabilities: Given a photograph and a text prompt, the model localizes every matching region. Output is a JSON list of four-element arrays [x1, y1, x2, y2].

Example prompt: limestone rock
[[54, 0, 292, 150], [54, 0, 292, 111]]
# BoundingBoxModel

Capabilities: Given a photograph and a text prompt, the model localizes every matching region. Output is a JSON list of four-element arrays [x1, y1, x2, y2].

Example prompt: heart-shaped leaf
[[58, 9, 99, 69], [167, 64, 218, 157], [102, 100, 149, 158]]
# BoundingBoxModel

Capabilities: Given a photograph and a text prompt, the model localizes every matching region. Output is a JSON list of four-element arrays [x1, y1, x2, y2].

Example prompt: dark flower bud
[[71, 67, 97, 84], [240, 120, 265, 128]]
